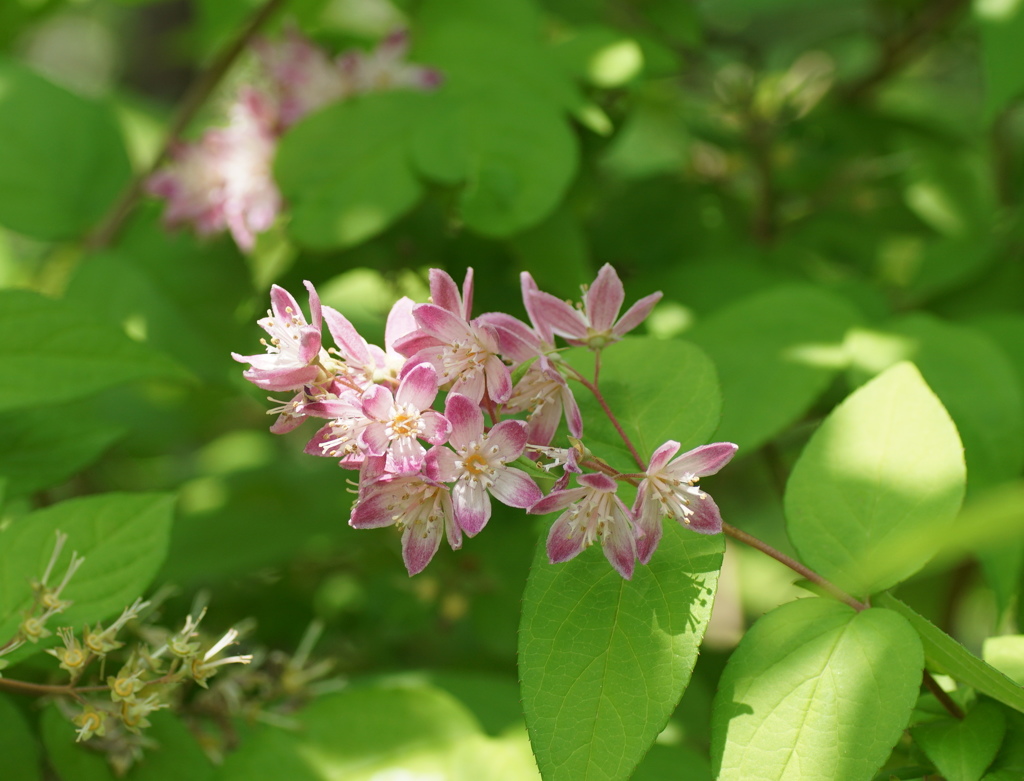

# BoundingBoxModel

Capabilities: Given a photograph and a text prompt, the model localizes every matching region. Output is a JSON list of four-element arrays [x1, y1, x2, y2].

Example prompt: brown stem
[[747, 115, 777, 245], [85, 0, 290, 250], [721, 522, 869, 612], [922, 669, 965, 720], [843, 0, 970, 102]]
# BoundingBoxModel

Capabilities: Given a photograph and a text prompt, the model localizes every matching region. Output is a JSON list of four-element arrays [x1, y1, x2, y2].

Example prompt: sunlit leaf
[[520, 523, 723, 781], [786, 362, 966, 595], [711, 598, 923, 781]]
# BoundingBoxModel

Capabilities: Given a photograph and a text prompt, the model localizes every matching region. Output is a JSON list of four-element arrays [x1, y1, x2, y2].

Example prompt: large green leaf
[[0, 290, 190, 413], [0, 695, 41, 781], [911, 701, 1006, 781], [688, 285, 861, 452], [0, 493, 174, 650], [786, 362, 966, 596], [566, 337, 722, 473], [414, 87, 577, 237], [711, 598, 923, 781], [875, 593, 1024, 714], [0, 57, 131, 239], [411, 0, 580, 235], [275, 91, 432, 249], [519, 522, 723, 781], [0, 400, 123, 496]]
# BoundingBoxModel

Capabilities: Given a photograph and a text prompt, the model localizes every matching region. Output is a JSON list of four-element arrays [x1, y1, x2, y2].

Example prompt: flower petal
[[485, 419, 528, 460], [385, 296, 418, 350], [396, 362, 439, 410], [490, 467, 543, 509], [526, 290, 587, 340], [362, 383, 394, 420], [453, 479, 491, 535], [667, 442, 739, 479], [427, 445, 459, 482], [685, 491, 724, 534], [270, 284, 303, 323], [445, 393, 483, 451], [584, 264, 625, 333], [420, 410, 451, 446], [484, 355, 513, 404], [578, 472, 617, 492], [647, 440, 682, 474], [602, 514, 637, 579], [521, 272, 554, 345], [402, 519, 443, 575], [387, 436, 426, 475], [414, 303, 469, 343], [350, 485, 401, 529], [612, 291, 663, 338], [460, 267, 474, 320], [632, 488, 663, 565], [360, 421, 389, 456], [530, 487, 587, 515], [303, 280, 323, 330], [429, 268, 463, 316], [546, 511, 587, 564], [323, 306, 371, 366]]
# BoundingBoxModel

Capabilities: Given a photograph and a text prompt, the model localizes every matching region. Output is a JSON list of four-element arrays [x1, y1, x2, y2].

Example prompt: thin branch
[[922, 669, 965, 720], [721, 521, 869, 612], [565, 363, 646, 470], [843, 0, 970, 102], [86, 0, 290, 250]]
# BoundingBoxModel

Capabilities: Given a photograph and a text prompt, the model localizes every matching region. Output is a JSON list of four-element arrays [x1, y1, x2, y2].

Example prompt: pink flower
[[254, 31, 348, 128], [633, 441, 738, 562], [530, 473, 638, 579], [393, 270, 512, 405], [340, 30, 443, 95], [526, 264, 663, 350], [350, 469, 459, 576], [360, 362, 451, 474], [429, 394, 542, 534], [232, 282, 324, 392], [148, 89, 281, 251], [503, 356, 583, 446]]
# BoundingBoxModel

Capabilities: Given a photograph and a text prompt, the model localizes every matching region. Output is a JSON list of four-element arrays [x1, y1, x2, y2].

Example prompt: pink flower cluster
[[233, 265, 737, 578], [148, 31, 440, 251]]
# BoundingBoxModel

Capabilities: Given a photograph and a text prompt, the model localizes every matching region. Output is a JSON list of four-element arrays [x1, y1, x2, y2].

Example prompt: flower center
[[464, 452, 490, 475], [386, 404, 423, 439]]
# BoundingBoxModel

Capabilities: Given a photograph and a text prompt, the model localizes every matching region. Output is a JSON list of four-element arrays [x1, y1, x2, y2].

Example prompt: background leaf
[[519, 523, 723, 781], [711, 598, 923, 781], [0, 57, 131, 239], [0, 694, 42, 781], [911, 700, 1006, 781], [0, 290, 190, 413], [786, 362, 966, 596], [688, 285, 862, 452], [0, 493, 174, 650]]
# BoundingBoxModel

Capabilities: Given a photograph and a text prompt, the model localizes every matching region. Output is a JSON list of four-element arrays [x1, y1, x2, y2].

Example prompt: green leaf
[[220, 683, 488, 780], [519, 522, 723, 781], [985, 635, 1024, 686], [566, 337, 722, 473], [0, 695, 42, 781], [0, 290, 190, 413], [275, 91, 431, 250], [688, 285, 862, 452], [66, 211, 253, 385], [0, 400, 123, 496], [0, 493, 174, 649], [912, 701, 1006, 781], [507, 204, 592, 299], [414, 87, 577, 236], [786, 362, 966, 596], [879, 315, 1024, 496], [711, 599, 923, 781], [632, 743, 712, 781], [977, 1, 1024, 120], [875, 593, 1024, 714], [0, 57, 131, 240]]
